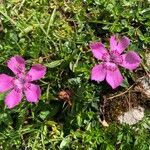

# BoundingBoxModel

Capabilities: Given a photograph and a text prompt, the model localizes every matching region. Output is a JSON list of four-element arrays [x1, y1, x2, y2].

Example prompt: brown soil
[[100, 75, 150, 123]]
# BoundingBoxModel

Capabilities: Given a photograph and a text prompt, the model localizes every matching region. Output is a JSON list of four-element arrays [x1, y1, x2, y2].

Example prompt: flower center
[[102, 50, 123, 65], [103, 63, 117, 71], [13, 76, 29, 92], [110, 50, 123, 64]]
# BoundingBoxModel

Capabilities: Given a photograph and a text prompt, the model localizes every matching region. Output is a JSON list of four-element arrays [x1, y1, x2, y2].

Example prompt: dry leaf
[[58, 90, 72, 106], [135, 75, 150, 98], [101, 120, 109, 127], [146, 53, 150, 68]]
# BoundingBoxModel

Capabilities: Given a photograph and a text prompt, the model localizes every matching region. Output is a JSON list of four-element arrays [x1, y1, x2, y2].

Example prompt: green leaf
[[60, 138, 70, 149], [39, 111, 50, 120], [0, 93, 5, 101], [45, 60, 63, 68]]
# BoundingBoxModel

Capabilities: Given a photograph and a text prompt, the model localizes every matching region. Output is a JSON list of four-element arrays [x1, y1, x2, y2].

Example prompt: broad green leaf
[[45, 60, 63, 68]]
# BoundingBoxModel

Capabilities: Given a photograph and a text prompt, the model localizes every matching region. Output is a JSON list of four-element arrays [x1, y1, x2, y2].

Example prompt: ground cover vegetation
[[0, 0, 150, 149]]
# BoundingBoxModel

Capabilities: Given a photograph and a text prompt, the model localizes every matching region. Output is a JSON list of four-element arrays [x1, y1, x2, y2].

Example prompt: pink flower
[[90, 35, 141, 89], [0, 56, 46, 109]]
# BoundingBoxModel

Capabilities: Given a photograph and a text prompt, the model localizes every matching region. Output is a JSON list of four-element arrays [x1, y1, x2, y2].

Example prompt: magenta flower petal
[[120, 51, 141, 70], [5, 89, 22, 109], [117, 36, 130, 54], [90, 42, 108, 60], [7, 56, 25, 75], [0, 74, 14, 92], [106, 63, 124, 89], [110, 35, 118, 51], [26, 64, 46, 81], [110, 35, 130, 54], [91, 64, 106, 82], [25, 83, 41, 103]]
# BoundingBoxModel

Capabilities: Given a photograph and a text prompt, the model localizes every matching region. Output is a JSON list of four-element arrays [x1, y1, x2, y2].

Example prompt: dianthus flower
[[90, 35, 141, 89], [0, 56, 46, 108]]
